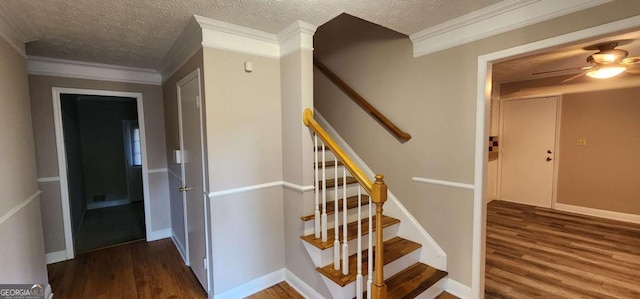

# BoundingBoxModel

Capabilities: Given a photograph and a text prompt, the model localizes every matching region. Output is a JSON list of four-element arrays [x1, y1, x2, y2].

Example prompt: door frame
[[176, 68, 212, 293], [496, 95, 562, 207], [473, 15, 640, 299], [52, 87, 151, 260]]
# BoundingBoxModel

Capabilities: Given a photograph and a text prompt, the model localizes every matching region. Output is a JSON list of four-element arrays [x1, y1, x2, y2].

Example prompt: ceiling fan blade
[[561, 68, 592, 83], [532, 66, 590, 75], [622, 56, 640, 65], [625, 68, 640, 75]]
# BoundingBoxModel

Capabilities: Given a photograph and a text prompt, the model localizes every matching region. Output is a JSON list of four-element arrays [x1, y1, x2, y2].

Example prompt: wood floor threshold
[[300, 215, 400, 250], [300, 195, 371, 221], [317, 236, 421, 286]]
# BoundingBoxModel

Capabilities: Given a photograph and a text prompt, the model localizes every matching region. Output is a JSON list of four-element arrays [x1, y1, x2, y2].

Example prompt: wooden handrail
[[303, 108, 388, 299], [313, 58, 412, 143]]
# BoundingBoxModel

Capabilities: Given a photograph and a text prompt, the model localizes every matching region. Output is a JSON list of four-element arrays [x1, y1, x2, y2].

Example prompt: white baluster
[[342, 167, 348, 275], [314, 135, 320, 239], [367, 194, 373, 299], [321, 143, 328, 242], [333, 156, 340, 269], [356, 186, 363, 299]]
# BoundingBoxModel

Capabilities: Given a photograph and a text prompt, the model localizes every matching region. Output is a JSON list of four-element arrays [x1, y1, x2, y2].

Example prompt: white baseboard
[[147, 228, 171, 241], [86, 198, 131, 210], [554, 203, 640, 224], [214, 268, 285, 299], [171, 230, 188, 264], [45, 250, 68, 265], [446, 278, 471, 299], [45, 284, 53, 299], [285, 269, 326, 299]]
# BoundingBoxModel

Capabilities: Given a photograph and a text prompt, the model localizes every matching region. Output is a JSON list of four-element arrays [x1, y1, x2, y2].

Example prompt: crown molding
[[278, 20, 317, 57], [28, 56, 162, 85], [0, 2, 28, 58], [158, 17, 203, 83], [198, 16, 280, 59], [410, 0, 614, 58]]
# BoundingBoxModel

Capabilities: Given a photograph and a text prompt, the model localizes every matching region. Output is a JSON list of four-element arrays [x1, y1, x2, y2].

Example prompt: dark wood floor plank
[[48, 239, 206, 299], [486, 200, 640, 299]]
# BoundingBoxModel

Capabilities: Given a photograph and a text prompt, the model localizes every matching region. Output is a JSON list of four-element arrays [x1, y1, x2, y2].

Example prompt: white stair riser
[[326, 248, 422, 298], [303, 207, 374, 235], [303, 224, 400, 267], [317, 185, 363, 202]]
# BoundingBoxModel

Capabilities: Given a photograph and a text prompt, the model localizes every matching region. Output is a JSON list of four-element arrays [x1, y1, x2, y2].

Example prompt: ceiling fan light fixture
[[586, 65, 627, 79]]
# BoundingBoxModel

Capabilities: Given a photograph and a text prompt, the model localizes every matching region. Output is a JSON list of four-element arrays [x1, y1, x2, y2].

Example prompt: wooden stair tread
[[436, 291, 459, 299], [386, 263, 448, 299], [317, 237, 421, 287], [320, 176, 358, 188], [300, 195, 371, 221], [300, 215, 400, 250], [315, 160, 343, 167]]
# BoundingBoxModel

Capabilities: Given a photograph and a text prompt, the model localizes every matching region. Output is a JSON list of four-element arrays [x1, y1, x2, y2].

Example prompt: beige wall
[[0, 36, 48, 284], [162, 49, 204, 255], [557, 87, 640, 215], [28, 75, 170, 253], [313, 1, 640, 285], [202, 47, 285, 294]]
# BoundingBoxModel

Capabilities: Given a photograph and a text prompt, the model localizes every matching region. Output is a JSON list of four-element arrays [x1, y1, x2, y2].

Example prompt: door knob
[[179, 186, 193, 192], [546, 157, 552, 162]]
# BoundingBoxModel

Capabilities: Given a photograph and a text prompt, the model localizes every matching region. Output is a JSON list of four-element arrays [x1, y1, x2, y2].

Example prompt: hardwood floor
[[486, 200, 640, 299], [245, 282, 303, 299], [48, 239, 206, 299]]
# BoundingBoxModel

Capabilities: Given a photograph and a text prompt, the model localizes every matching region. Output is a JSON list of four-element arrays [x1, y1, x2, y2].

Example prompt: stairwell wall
[[313, 1, 640, 286]]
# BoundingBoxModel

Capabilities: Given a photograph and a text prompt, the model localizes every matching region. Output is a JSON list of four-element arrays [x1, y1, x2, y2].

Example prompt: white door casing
[[499, 96, 559, 208], [177, 69, 209, 291]]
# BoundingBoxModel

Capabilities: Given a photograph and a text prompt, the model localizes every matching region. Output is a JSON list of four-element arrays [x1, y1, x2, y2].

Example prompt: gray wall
[[313, 1, 640, 285], [0, 35, 48, 285], [202, 47, 285, 294], [29, 75, 170, 254], [60, 95, 87, 236]]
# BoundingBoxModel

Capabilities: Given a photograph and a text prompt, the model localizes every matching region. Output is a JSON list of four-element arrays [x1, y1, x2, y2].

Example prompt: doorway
[[52, 88, 152, 259]]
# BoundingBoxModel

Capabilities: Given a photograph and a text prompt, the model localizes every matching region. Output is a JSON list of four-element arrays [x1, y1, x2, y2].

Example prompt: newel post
[[371, 174, 388, 299]]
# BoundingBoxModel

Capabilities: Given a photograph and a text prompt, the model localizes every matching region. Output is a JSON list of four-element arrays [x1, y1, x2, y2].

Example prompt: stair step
[[436, 291, 459, 299], [386, 263, 448, 299], [315, 160, 343, 168], [300, 215, 400, 250], [300, 195, 371, 221], [317, 237, 421, 287], [319, 176, 358, 189]]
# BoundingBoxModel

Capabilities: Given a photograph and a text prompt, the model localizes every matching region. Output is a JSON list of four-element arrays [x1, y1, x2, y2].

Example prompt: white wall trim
[[474, 13, 640, 299], [197, 16, 280, 59], [285, 269, 326, 299], [208, 181, 309, 198], [29, 56, 162, 85], [282, 181, 315, 193], [148, 168, 168, 174], [159, 17, 203, 82], [554, 203, 640, 224], [171, 230, 188, 264], [412, 177, 475, 190], [37, 176, 61, 183], [147, 228, 171, 241], [277, 20, 317, 57], [315, 111, 447, 269], [410, 0, 613, 57], [44, 284, 52, 299], [446, 278, 472, 299], [214, 268, 285, 299], [45, 250, 67, 265], [0, 190, 41, 225]]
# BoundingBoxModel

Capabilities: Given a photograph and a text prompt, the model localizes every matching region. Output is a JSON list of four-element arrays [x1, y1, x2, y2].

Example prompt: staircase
[[301, 109, 456, 299]]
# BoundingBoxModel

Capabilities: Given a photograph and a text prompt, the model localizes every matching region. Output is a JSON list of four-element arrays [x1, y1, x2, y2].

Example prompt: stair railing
[[313, 58, 411, 143], [304, 108, 388, 299]]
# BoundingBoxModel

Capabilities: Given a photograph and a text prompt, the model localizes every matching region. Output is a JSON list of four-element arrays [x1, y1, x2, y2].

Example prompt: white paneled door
[[500, 96, 559, 208], [177, 69, 208, 290]]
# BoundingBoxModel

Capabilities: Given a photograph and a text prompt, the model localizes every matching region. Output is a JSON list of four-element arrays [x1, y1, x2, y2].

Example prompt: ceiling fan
[[533, 41, 640, 83]]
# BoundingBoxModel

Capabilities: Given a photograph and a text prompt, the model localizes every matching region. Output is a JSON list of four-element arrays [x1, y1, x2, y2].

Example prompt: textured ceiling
[[493, 30, 640, 83], [0, 0, 501, 69]]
